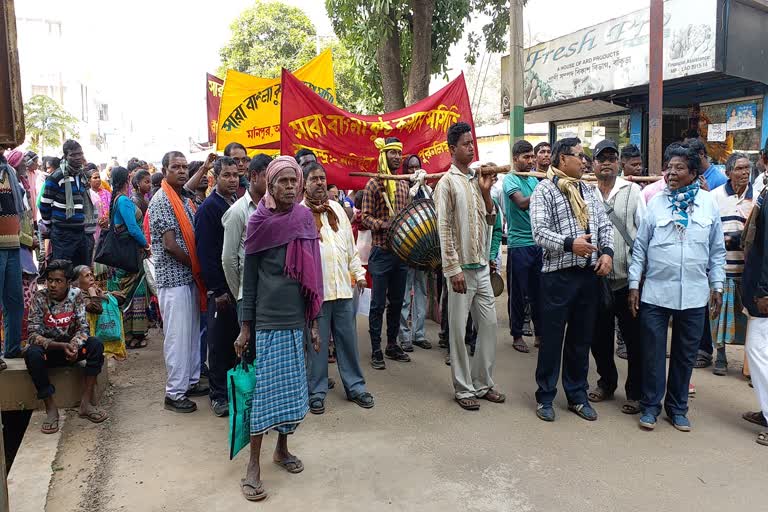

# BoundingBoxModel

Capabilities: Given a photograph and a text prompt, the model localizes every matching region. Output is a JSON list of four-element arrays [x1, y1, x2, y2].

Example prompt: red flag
[[279, 69, 478, 191], [206, 73, 224, 144]]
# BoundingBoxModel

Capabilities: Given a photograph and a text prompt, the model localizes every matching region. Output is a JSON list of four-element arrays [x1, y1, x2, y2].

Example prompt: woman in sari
[[106, 167, 151, 349]]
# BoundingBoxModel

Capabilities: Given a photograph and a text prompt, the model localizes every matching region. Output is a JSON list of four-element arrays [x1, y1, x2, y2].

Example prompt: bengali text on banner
[[279, 69, 477, 191], [206, 73, 224, 144], [216, 49, 335, 155]]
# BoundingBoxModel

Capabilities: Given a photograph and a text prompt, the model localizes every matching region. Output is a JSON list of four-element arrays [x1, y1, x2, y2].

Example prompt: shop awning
[[524, 99, 628, 124]]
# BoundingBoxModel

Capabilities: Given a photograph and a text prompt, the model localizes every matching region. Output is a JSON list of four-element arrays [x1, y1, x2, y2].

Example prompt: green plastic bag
[[95, 295, 123, 342], [228, 358, 256, 460]]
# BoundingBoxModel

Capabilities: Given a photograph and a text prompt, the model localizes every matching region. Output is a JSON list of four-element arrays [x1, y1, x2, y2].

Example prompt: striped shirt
[[711, 181, 754, 277], [360, 178, 410, 249], [530, 178, 614, 273], [40, 168, 87, 229]]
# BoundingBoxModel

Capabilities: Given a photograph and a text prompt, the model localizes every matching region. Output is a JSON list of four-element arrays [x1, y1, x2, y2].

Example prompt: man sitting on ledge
[[23, 259, 107, 434]]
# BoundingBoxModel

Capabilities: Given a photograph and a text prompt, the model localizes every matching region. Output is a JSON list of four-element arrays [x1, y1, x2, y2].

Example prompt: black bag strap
[[603, 202, 633, 255]]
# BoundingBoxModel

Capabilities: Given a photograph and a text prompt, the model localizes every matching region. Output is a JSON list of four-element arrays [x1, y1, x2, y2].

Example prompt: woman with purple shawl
[[234, 156, 323, 502]]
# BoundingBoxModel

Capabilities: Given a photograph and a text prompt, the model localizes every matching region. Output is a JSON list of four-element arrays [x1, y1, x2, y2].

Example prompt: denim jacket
[[628, 188, 726, 310]]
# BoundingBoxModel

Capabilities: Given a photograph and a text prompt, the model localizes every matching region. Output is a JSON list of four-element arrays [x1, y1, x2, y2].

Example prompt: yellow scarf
[[374, 137, 402, 213], [547, 166, 589, 229]]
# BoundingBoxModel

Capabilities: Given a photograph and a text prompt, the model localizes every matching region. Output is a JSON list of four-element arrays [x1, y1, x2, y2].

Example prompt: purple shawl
[[245, 199, 323, 323]]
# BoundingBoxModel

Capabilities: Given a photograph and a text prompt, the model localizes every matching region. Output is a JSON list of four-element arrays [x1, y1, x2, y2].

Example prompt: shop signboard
[[501, 0, 718, 113]]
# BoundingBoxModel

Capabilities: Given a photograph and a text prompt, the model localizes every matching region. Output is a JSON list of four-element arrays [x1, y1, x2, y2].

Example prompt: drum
[[387, 198, 441, 271]]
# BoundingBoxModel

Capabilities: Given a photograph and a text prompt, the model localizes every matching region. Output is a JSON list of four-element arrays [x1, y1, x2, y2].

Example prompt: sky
[[14, 0, 649, 156]]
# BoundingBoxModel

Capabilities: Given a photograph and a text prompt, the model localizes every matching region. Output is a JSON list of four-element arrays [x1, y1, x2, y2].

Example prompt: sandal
[[274, 456, 304, 474], [588, 387, 614, 403], [621, 400, 641, 415], [350, 392, 375, 409], [694, 353, 712, 369], [78, 409, 108, 424], [309, 398, 325, 415], [742, 411, 768, 427], [454, 397, 480, 411], [481, 389, 506, 403], [126, 338, 148, 349], [41, 418, 59, 434], [240, 479, 268, 502], [757, 432, 768, 447], [512, 339, 530, 353]]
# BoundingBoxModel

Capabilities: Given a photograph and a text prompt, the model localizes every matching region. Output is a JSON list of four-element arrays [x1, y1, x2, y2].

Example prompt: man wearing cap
[[360, 137, 412, 370], [588, 139, 646, 415]]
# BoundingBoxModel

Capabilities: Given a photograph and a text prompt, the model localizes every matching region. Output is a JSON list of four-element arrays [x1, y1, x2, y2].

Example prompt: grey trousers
[[447, 265, 497, 399], [307, 299, 367, 401]]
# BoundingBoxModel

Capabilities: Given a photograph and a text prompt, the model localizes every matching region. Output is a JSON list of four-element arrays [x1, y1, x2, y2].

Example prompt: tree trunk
[[376, 11, 406, 112], [406, 0, 434, 105]]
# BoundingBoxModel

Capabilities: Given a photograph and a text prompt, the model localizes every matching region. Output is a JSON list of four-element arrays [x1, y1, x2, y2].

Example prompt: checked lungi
[[250, 329, 309, 436]]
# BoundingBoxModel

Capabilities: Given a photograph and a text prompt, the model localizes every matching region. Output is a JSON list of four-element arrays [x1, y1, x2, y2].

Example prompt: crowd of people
[[0, 125, 767, 502]]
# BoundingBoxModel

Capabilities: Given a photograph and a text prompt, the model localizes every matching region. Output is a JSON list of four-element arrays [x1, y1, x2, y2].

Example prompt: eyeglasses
[[233, 157, 251, 165], [596, 155, 618, 163]]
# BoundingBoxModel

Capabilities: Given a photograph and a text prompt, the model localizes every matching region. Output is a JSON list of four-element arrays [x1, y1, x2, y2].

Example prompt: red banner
[[280, 69, 478, 191], [206, 73, 224, 144]]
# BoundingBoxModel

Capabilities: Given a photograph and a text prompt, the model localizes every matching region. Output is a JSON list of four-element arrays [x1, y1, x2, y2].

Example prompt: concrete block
[[7, 411, 64, 512], [0, 359, 108, 411]]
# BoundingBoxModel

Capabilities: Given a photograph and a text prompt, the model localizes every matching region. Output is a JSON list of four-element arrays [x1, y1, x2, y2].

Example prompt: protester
[[131, 169, 152, 216], [222, 154, 271, 314], [709, 153, 754, 375], [194, 156, 240, 417], [223, 142, 250, 198], [399, 154, 432, 352], [629, 144, 726, 432], [40, 140, 93, 267], [534, 142, 551, 173], [755, 141, 768, 197], [24, 259, 107, 434], [72, 265, 127, 360], [361, 137, 411, 369], [302, 161, 373, 414], [186, 161, 209, 207], [108, 167, 150, 350], [148, 151, 208, 413], [741, 163, 768, 446], [0, 151, 25, 360], [327, 184, 340, 203], [295, 148, 317, 172], [530, 137, 614, 422], [587, 139, 646, 415], [686, 137, 728, 191], [434, 122, 505, 411], [149, 171, 164, 200], [233, 156, 323, 502], [503, 140, 542, 353], [620, 144, 644, 180]]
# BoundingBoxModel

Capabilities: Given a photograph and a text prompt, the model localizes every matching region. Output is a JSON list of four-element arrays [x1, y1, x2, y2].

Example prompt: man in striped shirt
[[40, 140, 92, 267]]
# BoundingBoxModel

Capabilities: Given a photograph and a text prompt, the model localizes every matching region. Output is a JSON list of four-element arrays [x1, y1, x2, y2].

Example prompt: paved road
[[47, 296, 766, 511]]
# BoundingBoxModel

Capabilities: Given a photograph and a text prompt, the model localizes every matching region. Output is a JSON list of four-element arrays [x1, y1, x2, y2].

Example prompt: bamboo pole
[[349, 168, 661, 183]]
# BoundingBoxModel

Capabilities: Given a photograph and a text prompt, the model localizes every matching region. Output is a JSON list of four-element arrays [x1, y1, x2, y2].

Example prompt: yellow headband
[[374, 137, 403, 153]]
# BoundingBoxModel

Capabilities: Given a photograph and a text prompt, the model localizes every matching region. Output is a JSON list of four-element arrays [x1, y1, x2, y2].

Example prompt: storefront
[[502, 0, 768, 167]]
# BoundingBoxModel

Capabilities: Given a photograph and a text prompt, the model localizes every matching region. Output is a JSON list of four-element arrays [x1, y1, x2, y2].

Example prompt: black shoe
[[713, 359, 727, 376], [210, 399, 229, 417], [413, 339, 433, 350], [401, 344, 414, 353], [165, 396, 197, 413], [371, 351, 386, 370], [438, 336, 448, 348], [187, 382, 209, 397], [385, 345, 411, 362]]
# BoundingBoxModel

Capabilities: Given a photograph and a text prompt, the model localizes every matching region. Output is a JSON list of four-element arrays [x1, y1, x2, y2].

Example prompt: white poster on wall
[[504, 0, 718, 111], [708, 123, 727, 142]]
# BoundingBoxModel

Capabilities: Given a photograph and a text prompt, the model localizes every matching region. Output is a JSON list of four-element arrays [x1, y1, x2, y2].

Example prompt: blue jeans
[[307, 299, 366, 400], [640, 303, 705, 417], [0, 249, 23, 357], [399, 268, 427, 346], [367, 246, 407, 353]]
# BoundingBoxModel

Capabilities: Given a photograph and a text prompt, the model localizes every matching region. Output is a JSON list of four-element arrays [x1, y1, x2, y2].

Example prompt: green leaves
[[23, 95, 80, 155]]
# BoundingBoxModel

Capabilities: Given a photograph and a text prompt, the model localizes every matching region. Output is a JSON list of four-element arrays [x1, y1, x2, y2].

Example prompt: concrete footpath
[[43, 296, 766, 512]]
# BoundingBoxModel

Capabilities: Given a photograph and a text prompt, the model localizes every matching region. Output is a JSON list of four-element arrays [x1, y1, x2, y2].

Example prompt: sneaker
[[438, 337, 448, 349], [165, 396, 197, 413], [413, 339, 433, 350], [210, 399, 229, 417], [371, 351, 386, 370], [713, 359, 727, 376], [668, 414, 691, 432], [384, 345, 411, 362], [536, 403, 555, 422], [639, 413, 657, 430], [187, 382, 209, 397], [568, 402, 598, 421], [402, 344, 414, 353]]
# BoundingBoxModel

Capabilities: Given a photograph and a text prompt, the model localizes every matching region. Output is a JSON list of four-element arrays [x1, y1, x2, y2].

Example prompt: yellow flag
[[216, 49, 336, 155]]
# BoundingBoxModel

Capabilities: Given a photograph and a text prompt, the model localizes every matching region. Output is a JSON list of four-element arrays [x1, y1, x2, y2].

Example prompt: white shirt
[[221, 190, 259, 301]]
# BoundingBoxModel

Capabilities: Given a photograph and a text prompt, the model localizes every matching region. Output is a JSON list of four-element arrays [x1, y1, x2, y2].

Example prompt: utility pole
[[508, 0, 525, 158], [648, 0, 664, 175]]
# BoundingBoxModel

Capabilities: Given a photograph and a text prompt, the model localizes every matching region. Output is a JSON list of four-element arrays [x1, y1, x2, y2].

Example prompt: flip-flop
[[512, 339, 530, 353], [743, 411, 768, 427], [274, 456, 304, 474], [454, 397, 480, 411], [481, 389, 506, 403], [41, 418, 59, 434], [240, 479, 268, 502], [78, 410, 108, 424], [757, 432, 768, 447], [621, 400, 641, 415], [588, 387, 615, 403]]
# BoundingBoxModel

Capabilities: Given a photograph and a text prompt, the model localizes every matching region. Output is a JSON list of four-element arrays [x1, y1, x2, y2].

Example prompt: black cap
[[594, 139, 619, 158]]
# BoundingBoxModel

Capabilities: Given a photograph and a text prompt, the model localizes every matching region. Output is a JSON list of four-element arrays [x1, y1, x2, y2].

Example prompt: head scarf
[[0, 152, 25, 215], [262, 156, 303, 210], [547, 166, 589, 229], [5, 150, 23, 169], [666, 180, 700, 232], [374, 137, 402, 214]]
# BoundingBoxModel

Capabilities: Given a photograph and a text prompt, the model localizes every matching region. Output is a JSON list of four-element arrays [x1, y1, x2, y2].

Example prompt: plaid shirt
[[530, 178, 614, 273], [360, 178, 410, 248], [27, 287, 90, 349]]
